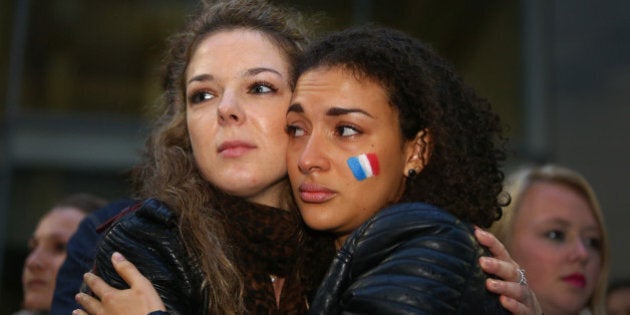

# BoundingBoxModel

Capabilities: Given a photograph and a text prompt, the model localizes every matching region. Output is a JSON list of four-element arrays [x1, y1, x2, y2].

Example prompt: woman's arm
[[475, 227, 542, 315], [314, 204, 511, 314], [86, 199, 206, 314], [74, 252, 167, 315]]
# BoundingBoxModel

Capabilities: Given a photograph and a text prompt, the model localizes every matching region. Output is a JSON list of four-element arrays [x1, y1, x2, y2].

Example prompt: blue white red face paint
[[346, 153, 380, 181]]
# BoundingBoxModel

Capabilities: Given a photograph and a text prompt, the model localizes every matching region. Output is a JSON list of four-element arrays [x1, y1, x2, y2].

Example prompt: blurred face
[[286, 67, 422, 248], [509, 182, 603, 315], [22, 207, 85, 311], [607, 286, 630, 315], [186, 29, 293, 208]]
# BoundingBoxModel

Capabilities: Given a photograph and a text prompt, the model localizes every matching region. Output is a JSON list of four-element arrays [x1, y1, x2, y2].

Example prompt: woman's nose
[[25, 247, 46, 271], [217, 92, 245, 125], [568, 238, 590, 263], [297, 133, 329, 174]]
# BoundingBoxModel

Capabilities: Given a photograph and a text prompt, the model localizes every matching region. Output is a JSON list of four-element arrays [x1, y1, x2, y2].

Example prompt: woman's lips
[[26, 278, 47, 289], [562, 273, 586, 288], [217, 141, 256, 158], [298, 183, 336, 203]]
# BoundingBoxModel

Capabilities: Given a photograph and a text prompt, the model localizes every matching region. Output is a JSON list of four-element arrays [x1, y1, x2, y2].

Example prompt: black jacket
[[308, 202, 510, 315], [89, 198, 208, 315]]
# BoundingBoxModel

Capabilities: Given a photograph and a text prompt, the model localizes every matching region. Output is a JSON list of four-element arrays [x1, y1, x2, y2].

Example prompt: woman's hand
[[475, 228, 542, 315], [73, 252, 166, 315]]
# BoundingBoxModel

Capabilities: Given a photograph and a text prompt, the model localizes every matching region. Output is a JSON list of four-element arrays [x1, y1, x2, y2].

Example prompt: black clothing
[[309, 202, 510, 315], [90, 197, 327, 314]]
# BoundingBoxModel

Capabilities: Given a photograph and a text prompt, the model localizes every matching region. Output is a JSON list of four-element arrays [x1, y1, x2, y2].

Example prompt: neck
[[334, 235, 349, 250], [244, 180, 290, 210]]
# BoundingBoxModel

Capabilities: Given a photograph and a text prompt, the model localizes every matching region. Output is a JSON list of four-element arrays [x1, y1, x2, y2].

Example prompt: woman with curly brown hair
[[72, 0, 335, 314], [284, 24, 519, 314]]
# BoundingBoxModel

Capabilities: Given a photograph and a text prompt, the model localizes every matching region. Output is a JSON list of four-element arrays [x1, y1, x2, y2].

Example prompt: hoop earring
[[407, 169, 417, 178]]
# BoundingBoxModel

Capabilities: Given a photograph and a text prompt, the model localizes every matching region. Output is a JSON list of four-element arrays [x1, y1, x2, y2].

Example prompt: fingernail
[[83, 272, 93, 280], [487, 278, 499, 289], [112, 251, 126, 262], [481, 257, 498, 271], [476, 228, 489, 236], [479, 256, 491, 267]]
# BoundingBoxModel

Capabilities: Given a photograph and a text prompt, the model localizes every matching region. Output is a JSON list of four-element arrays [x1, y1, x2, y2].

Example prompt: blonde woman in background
[[490, 164, 609, 315]]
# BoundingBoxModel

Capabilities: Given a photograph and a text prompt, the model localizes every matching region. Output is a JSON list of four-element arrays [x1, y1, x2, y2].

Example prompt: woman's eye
[[584, 237, 602, 250], [545, 230, 565, 241], [249, 82, 276, 94], [52, 241, 67, 254], [188, 91, 214, 104], [336, 125, 360, 137], [286, 125, 305, 137]]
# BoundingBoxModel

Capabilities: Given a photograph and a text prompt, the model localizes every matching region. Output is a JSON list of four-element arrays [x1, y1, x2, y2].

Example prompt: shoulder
[[94, 198, 185, 280], [344, 202, 485, 291], [92, 198, 207, 313], [350, 202, 475, 253], [99, 198, 178, 233], [99, 199, 180, 259], [332, 203, 505, 314]]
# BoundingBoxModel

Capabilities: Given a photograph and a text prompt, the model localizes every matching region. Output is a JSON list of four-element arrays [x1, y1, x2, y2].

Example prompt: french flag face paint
[[347, 153, 380, 181]]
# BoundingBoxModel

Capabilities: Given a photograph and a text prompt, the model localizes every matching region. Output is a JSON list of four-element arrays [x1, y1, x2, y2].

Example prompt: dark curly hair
[[296, 25, 507, 227]]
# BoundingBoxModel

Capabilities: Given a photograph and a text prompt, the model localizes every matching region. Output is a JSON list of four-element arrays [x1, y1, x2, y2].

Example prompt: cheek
[[257, 110, 288, 138], [374, 151, 406, 198], [187, 111, 217, 143], [52, 253, 67, 273], [586, 253, 602, 281], [347, 177, 393, 218], [188, 120, 210, 146]]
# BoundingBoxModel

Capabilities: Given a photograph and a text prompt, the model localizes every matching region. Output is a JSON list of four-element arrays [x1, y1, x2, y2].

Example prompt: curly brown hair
[[296, 25, 507, 228], [130, 0, 328, 313]]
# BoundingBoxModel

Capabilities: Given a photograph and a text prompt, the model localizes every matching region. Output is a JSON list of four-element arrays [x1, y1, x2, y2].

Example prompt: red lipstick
[[562, 273, 586, 288]]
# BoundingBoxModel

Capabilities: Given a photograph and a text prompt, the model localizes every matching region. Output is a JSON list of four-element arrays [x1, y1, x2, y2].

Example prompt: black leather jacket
[[89, 198, 208, 315], [308, 202, 510, 315]]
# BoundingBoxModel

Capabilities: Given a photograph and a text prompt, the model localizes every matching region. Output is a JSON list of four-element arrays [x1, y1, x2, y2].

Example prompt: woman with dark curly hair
[[284, 24, 516, 314]]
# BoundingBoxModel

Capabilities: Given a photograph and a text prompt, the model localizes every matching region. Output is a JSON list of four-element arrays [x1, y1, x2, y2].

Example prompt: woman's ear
[[403, 129, 431, 177]]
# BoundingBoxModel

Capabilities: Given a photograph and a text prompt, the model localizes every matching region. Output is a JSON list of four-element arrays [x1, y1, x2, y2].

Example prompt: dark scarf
[[217, 195, 308, 314]]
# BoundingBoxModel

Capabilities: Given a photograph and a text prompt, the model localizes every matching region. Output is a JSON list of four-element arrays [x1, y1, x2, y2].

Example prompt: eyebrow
[[187, 67, 282, 85], [286, 103, 374, 118], [187, 73, 214, 85], [544, 217, 601, 232], [326, 107, 373, 118], [287, 103, 304, 114], [246, 67, 282, 77]]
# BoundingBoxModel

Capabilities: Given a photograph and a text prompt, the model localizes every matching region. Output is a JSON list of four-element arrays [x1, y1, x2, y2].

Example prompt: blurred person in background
[[607, 278, 630, 315], [52, 198, 135, 313], [14, 193, 106, 315], [489, 164, 609, 315]]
